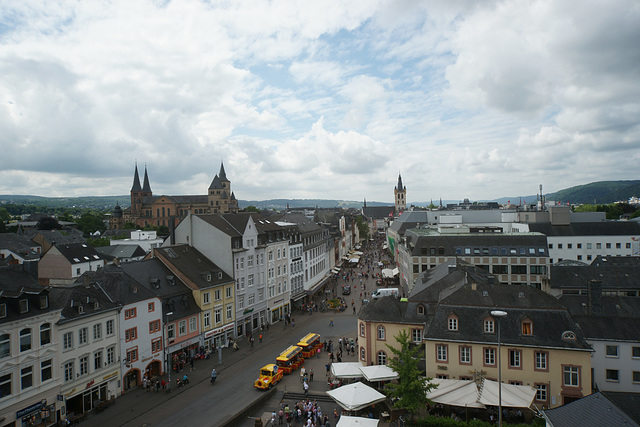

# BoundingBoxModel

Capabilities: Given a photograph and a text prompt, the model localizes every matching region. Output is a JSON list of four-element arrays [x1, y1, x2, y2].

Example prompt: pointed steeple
[[363, 198, 367, 208], [218, 162, 228, 181], [395, 173, 404, 191], [209, 174, 222, 189], [131, 164, 142, 192], [142, 166, 152, 193]]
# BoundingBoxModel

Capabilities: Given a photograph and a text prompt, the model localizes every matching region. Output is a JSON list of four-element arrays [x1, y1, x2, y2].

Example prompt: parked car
[[342, 285, 351, 295]]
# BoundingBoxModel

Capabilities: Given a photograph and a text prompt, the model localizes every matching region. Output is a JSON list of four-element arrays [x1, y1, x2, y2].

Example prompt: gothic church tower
[[394, 173, 406, 213]]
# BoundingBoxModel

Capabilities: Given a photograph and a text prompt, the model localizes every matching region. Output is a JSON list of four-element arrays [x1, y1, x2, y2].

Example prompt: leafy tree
[[37, 216, 62, 230], [88, 237, 111, 247], [76, 213, 106, 236], [157, 225, 170, 237], [385, 330, 435, 419], [243, 205, 261, 213], [356, 215, 370, 241], [0, 221, 7, 233], [0, 207, 10, 222], [58, 210, 74, 222], [123, 222, 139, 229]]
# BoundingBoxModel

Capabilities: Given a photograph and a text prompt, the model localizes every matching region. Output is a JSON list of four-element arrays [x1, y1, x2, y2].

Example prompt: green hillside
[[548, 181, 640, 204]]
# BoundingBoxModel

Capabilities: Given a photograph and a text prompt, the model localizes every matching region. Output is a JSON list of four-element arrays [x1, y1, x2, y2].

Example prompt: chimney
[[169, 216, 176, 245], [83, 273, 90, 287], [588, 279, 602, 316]]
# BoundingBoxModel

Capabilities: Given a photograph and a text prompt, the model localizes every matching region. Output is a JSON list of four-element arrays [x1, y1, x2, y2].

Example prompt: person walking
[[310, 368, 314, 382], [259, 333, 263, 343], [303, 380, 309, 397], [329, 317, 334, 327]]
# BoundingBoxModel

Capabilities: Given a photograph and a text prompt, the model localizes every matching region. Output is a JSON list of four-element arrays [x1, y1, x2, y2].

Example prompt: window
[[535, 351, 548, 370], [605, 345, 619, 357], [633, 347, 640, 358], [606, 369, 619, 382], [460, 346, 471, 364], [21, 366, 33, 390], [360, 347, 365, 361], [448, 317, 458, 331], [41, 359, 53, 382], [40, 323, 51, 346], [248, 294, 255, 305], [0, 334, 9, 358], [148, 302, 155, 312], [189, 317, 197, 332], [530, 265, 546, 274], [633, 371, 640, 383], [79, 355, 89, 376], [226, 304, 233, 320], [606, 243, 611, 249], [596, 243, 602, 249], [107, 347, 115, 365], [215, 308, 222, 324], [106, 320, 114, 336], [167, 324, 175, 339], [535, 384, 547, 401], [126, 347, 138, 363], [436, 345, 448, 362], [484, 348, 496, 366], [151, 338, 162, 353], [64, 362, 74, 382], [248, 255, 253, 266], [412, 329, 422, 343], [377, 351, 387, 365], [567, 243, 572, 249], [627, 243, 631, 249], [94, 351, 102, 370], [511, 265, 527, 274], [0, 304, 5, 319], [19, 299, 28, 313], [509, 350, 521, 368], [125, 327, 137, 342], [563, 366, 579, 387], [238, 297, 244, 309], [587, 243, 592, 249], [492, 265, 508, 274], [149, 320, 160, 334], [125, 307, 137, 319], [521, 321, 533, 335], [93, 323, 102, 341], [484, 319, 495, 333], [616, 243, 621, 249], [79, 327, 88, 345], [417, 305, 425, 315], [226, 287, 232, 298], [203, 292, 210, 304], [377, 326, 385, 340], [360, 323, 365, 337], [203, 311, 211, 328], [179, 320, 186, 336], [215, 289, 221, 301], [20, 328, 31, 352], [0, 373, 11, 399], [63, 332, 73, 350]]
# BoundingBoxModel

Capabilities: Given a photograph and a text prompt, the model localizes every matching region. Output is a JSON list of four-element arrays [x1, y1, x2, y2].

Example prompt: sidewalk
[[87, 310, 323, 427]]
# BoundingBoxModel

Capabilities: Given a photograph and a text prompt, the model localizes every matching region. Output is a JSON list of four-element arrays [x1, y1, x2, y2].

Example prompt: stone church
[[110, 162, 239, 229]]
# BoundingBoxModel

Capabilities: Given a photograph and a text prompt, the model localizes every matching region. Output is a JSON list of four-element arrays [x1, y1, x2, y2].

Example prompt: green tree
[[123, 222, 139, 229], [0, 207, 10, 222], [243, 205, 260, 213], [356, 215, 370, 241], [157, 225, 170, 237], [88, 237, 111, 247], [58, 210, 74, 222], [37, 216, 62, 230], [76, 213, 106, 236], [385, 330, 435, 419]]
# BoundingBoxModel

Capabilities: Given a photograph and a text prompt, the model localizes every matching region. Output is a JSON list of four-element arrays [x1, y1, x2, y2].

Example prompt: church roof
[[218, 162, 228, 181], [142, 166, 152, 193], [209, 174, 223, 189], [131, 164, 142, 192], [395, 173, 405, 191]]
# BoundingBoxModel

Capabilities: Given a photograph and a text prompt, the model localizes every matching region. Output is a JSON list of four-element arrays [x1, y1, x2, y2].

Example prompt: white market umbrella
[[332, 362, 364, 379], [478, 379, 536, 408], [426, 378, 485, 409], [337, 415, 380, 427], [327, 382, 387, 412], [359, 365, 398, 382]]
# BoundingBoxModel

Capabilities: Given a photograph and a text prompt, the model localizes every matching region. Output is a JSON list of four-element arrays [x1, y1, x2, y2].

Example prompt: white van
[[371, 288, 399, 299]]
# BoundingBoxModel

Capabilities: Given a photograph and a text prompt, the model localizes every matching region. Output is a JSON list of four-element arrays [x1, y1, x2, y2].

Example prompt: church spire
[[219, 161, 228, 181], [395, 172, 404, 191], [142, 165, 152, 193], [131, 163, 142, 192]]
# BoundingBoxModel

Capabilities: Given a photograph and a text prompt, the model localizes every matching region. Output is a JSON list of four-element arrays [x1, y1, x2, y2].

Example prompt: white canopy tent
[[336, 415, 380, 427], [381, 269, 394, 278], [478, 379, 536, 408], [426, 378, 536, 409], [331, 362, 364, 379], [392, 267, 399, 276], [426, 379, 485, 409], [359, 365, 398, 382], [349, 258, 360, 263], [327, 382, 387, 411]]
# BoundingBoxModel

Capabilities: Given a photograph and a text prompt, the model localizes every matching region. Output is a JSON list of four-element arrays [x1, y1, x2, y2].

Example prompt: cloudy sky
[[1, 0, 639, 204]]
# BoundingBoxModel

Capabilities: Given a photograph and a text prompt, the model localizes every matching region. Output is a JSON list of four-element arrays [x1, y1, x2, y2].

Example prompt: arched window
[[20, 328, 31, 352], [417, 305, 425, 315], [0, 333, 10, 358], [377, 351, 387, 365], [40, 323, 51, 346]]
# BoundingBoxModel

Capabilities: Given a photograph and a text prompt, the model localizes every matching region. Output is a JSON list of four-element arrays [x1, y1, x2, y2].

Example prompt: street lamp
[[491, 310, 508, 427], [164, 311, 173, 391]]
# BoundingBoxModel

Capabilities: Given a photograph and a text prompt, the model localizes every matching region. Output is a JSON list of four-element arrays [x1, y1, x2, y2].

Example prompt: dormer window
[[447, 315, 458, 331], [417, 305, 425, 315], [40, 295, 48, 309], [484, 318, 495, 333], [0, 304, 6, 319], [521, 319, 533, 336], [562, 331, 577, 341], [19, 299, 29, 314]]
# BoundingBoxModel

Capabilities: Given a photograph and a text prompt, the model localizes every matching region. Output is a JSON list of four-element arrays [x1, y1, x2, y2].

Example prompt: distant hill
[[1, 180, 639, 211]]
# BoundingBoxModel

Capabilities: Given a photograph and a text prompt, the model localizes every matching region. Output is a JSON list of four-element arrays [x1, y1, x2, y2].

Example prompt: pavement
[[85, 241, 395, 427]]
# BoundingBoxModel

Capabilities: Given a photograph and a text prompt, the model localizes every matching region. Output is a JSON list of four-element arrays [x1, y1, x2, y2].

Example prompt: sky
[[1, 0, 639, 204]]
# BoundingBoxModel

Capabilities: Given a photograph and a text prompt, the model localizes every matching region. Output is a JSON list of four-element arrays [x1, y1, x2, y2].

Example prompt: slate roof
[[131, 164, 142, 192], [0, 265, 57, 323], [142, 195, 208, 204], [55, 243, 105, 264], [273, 213, 322, 234], [209, 175, 223, 189], [404, 229, 549, 257], [362, 206, 395, 220], [543, 391, 640, 427], [76, 266, 157, 306], [528, 221, 640, 236], [142, 166, 152, 193], [550, 262, 640, 291], [154, 244, 234, 290], [31, 229, 86, 246], [558, 294, 640, 318], [119, 259, 200, 319], [570, 315, 640, 342], [0, 233, 41, 261], [49, 282, 120, 324], [95, 244, 147, 259], [358, 296, 428, 326]]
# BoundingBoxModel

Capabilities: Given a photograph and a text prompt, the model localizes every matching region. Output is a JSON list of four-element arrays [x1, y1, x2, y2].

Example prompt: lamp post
[[491, 310, 508, 427], [164, 311, 173, 390]]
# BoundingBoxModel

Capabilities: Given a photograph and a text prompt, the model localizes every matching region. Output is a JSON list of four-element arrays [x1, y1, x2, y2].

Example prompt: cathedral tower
[[394, 173, 406, 213]]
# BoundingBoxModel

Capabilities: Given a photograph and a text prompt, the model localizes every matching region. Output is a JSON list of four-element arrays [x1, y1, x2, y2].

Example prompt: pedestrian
[[161, 379, 166, 390], [155, 379, 160, 392], [143, 377, 148, 391], [279, 408, 284, 425], [317, 348, 321, 358], [325, 363, 330, 376], [250, 336, 254, 348], [301, 366, 306, 382], [352, 306, 356, 315], [190, 357, 194, 370], [259, 333, 263, 343], [303, 380, 309, 397], [329, 317, 334, 327], [292, 318, 295, 328], [310, 368, 314, 382]]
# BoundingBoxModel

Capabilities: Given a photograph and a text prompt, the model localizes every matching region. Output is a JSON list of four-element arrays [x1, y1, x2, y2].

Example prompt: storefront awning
[[306, 276, 331, 295]]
